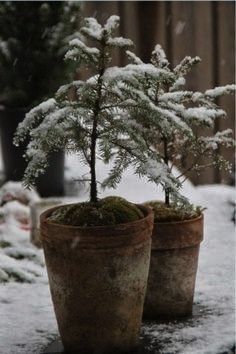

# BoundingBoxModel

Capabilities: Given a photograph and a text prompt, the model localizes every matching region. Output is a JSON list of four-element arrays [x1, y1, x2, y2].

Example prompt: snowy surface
[[0, 154, 235, 354]]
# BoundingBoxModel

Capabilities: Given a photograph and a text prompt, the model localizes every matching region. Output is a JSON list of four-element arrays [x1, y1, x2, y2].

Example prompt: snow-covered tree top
[[15, 15, 178, 203], [108, 44, 235, 207], [151, 44, 169, 68], [14, 15, 235, 208], [64, 15, 133, 70]]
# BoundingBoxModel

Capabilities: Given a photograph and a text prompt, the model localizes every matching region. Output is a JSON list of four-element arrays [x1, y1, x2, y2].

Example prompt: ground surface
[[0, 155, 235, 354]]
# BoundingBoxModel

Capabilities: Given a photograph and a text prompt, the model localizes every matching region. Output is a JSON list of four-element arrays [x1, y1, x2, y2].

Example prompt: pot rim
[[152, 213, 204, 250], [154, 213, 203, 226], [40, 202, 154, 248], [40, 202, 153, 231]]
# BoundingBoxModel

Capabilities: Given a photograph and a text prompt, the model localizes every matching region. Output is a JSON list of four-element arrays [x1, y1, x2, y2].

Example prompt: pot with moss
[[0, 2, 81, 196], [15, 16, 154, 353], [112, 44, 235, 319], [41, 197, 153, 353], [142, 201, 203, 319]]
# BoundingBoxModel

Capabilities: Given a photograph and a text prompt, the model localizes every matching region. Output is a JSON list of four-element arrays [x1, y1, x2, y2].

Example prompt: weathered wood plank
[[119, 2, 140, 64], [83, 1, 119, 25], [83, 1, 121, 66], [217, 1, 235, 184], [136, 2, 159, 62], [170, 1, 215, 185]]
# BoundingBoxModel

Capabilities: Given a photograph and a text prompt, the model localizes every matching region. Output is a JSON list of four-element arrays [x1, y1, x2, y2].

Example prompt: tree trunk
[[163, 137, 170, 206]]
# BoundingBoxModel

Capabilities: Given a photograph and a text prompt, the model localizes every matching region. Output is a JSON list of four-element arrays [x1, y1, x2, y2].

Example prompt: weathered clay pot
[[143, 214, 203, 320], [40, 204, 153, 354]]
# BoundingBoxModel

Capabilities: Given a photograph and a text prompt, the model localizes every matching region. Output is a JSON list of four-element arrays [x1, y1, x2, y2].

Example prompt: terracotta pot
[[143, 214, 203, 320], [40, 204, 153, 354], [0, 107, 65, 197]]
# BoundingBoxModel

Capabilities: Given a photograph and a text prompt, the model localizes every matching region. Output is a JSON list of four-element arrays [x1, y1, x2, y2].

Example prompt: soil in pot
[[0, 107, 65, 197], [143, 201, 204, 320], [40, 197, 154, 354]]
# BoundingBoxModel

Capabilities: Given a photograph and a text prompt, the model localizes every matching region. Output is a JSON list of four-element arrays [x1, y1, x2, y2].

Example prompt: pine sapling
[[14, 15, 148, 226], [109, 44, 235, 214]]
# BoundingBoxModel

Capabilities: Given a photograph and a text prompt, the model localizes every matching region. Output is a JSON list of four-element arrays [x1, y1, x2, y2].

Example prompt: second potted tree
[[109, 45, 235, 319]]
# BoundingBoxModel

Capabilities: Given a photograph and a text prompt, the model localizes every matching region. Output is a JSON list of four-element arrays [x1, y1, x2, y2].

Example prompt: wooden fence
[[83, 1, 235, 185]]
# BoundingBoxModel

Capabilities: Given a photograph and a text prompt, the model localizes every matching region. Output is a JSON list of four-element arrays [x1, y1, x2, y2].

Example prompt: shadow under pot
[[40, 204, 153, 354], [0, 107, 65, 197], [143, 214, 203, 320]]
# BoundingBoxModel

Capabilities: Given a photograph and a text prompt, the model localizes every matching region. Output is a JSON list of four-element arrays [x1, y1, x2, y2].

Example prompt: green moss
[[0, 240, 11, 248], [48, 197, 144, 227], [145, 200, 201, 223]]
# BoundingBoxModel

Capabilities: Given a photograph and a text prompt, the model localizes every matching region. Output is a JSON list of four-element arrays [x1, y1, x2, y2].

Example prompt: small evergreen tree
[[0, 1, 81, 108], [14, 14, 235, 210], [14, 15, 137, 203], [106, 45, 235, 208]]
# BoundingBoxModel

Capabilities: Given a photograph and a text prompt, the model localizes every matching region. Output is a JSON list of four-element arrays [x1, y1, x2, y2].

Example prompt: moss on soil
[[48, 196, 144, 227], [145, 200, 201, 223]]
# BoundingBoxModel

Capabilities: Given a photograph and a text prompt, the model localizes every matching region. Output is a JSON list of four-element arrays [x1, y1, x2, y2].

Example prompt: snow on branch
[[159, 91, 193, 103], [183, 107, 226, 125], [104, 63, 174, 84], [104, 15, 120, 32], [200, 129, 235, 150], [80, 17, 103, 40], [151, 44, 169, 68], [56, 80, 85, 99], [68, 38, 100, 55], [107, 37, 133, 48], [65, 37, 100, 64], [14, 98, 57, 145], [170, 77, 186, 91], [205, 84, 236, 98], [174, 56, 201, 76], [126, 50, 143, 65]]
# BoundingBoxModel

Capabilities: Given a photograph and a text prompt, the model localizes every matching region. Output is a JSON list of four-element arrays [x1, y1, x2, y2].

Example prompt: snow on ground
[[0, 154, 235, 354]]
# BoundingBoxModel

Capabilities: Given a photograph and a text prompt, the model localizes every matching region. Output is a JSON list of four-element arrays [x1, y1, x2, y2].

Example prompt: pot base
[[44, 336, 158, 354]]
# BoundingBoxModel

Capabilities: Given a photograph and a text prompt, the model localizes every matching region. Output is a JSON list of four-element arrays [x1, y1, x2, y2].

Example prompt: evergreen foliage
[[14, 15, 138, 203], [14, 14, 235, 210], [0, 1, 81, 108], [107, 45, 235, 208]]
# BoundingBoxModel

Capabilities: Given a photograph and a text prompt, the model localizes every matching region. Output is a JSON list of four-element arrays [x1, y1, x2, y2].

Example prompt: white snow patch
[[0, 181, 40, 205], [205, 84, 236, 98]]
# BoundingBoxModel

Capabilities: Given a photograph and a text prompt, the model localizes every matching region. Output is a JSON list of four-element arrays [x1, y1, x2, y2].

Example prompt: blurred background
[[0, 1, 235, 197]]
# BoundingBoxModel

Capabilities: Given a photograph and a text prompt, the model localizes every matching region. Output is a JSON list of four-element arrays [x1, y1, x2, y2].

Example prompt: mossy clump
[[0, 240, 11, 248], [48, 196, 144, 227], [145, 201, 202, 223]]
